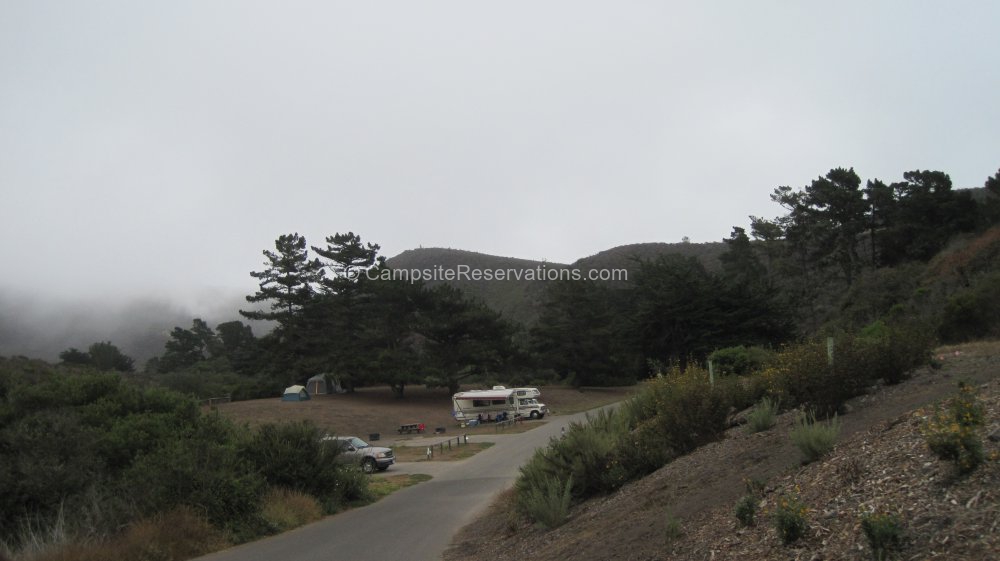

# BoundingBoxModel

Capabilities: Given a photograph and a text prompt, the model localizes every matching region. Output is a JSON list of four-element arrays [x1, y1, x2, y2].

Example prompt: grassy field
[[210, 384, 638, 441], [368, 474, 433, 500]]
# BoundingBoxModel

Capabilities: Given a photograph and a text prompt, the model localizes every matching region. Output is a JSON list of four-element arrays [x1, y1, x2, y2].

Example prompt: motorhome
[[452, 386, 547, 422]]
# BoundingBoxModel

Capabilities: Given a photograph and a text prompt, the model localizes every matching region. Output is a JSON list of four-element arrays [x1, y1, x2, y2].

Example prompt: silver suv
[[322, 436, 394, 474]]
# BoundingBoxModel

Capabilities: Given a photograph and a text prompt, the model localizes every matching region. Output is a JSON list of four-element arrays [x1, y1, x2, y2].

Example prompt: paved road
[[194, 412, 585, 561]]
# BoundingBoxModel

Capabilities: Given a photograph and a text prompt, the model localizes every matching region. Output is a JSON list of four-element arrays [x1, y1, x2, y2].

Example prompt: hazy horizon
[[2, 2, 999, 359]]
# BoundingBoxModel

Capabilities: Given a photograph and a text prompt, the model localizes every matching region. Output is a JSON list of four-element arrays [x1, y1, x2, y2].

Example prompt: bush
[[771, 340, 854, 417], [768, 327, 932, 416], [922, 384, 986, 474], [856, 321, 934, 385], [734, 495, 757, 527], [516, 365, 744, 514], [709, 346, 774, 377], [330, 465, 373, 507], [238, 421, 355, 512], [790, 412, 840, 463], [0, 365, 240, 546], [121, 417, 266, 532], [861, 512, 905, 561], [745, 397, 779, 433], [517, 475, 572, 529], [772, 492, 809, 545], [260, 488, 323, 533], [630, 366, 737, 457], [939, 272, 1000, 343], [516, 409, 631, 503]]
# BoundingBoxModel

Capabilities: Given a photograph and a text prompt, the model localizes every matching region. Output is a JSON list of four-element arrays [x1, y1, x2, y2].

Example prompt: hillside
[[445, 341, 1000, 561], [573, 241, 726, 273], [386, 248, 565, 325], [386, 242, 726, 325]]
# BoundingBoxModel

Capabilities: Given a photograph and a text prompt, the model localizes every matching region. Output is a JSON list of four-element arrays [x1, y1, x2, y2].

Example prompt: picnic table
[[398, 422, 425, 434]]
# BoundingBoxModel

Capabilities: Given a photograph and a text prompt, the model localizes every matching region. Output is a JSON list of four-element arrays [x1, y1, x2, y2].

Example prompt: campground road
[[193, 411, 589, 561]]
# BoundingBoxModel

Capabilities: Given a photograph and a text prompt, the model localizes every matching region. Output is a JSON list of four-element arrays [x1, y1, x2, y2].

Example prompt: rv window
[[472, 399, 490, 407], [491, 399, 506, 405]]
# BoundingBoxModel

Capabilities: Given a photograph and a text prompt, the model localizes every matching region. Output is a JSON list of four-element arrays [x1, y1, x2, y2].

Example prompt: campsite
[[210, 385, 637, 442]]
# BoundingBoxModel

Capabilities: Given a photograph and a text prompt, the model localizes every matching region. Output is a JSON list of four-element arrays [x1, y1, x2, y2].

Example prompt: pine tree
[[311, 232, 381, 294], [240, 233, 324, 328]]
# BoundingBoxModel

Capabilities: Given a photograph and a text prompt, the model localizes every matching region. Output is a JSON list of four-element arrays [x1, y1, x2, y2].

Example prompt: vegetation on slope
[[447, 341, 1000, 561]]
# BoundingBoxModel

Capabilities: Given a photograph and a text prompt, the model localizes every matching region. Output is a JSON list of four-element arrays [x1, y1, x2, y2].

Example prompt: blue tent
[[281, 385, 310, 401]]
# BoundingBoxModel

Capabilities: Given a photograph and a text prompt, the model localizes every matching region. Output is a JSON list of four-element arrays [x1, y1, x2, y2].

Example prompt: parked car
[[322, 435, 394, 473]]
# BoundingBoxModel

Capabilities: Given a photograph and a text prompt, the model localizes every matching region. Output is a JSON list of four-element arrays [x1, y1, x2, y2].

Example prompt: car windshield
[[349, 437, 369, 449]]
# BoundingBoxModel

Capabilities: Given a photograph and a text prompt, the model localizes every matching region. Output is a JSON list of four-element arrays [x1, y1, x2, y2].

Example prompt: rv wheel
[[362, 458, 376, 474], [529, 411, 539, 419]]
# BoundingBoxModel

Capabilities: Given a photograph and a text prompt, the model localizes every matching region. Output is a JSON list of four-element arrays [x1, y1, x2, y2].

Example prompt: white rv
[[452, 386, 547, 422]]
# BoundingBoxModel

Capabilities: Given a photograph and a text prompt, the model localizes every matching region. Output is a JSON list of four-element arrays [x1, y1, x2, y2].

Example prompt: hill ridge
[[386, 241, 727, 325]]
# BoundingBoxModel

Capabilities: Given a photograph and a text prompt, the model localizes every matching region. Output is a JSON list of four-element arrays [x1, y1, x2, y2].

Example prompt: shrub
[[938, 272, 1000, 343], [855, 321, 934, 385], [518, 476, 572, 529], [635, 366, 736, 457], [709, 346, 774, 377], [330, 465, 374, 507], [771, 340, 852, 417], [121, 417, 266, 532], [663, 511, 683, 541], [922, 384, 986, 474], [517, 365, 744, 513], [239, 421, 356, 512], [516, 409, 631, 503], [790, 412, 840, 463], [260, 488, 323, 533], [861, 512, 905, 561], [734, 495, 757, 527], [772, 492, 809, 545], [745, 397, 779, 433], [768, 327, 933, 416]]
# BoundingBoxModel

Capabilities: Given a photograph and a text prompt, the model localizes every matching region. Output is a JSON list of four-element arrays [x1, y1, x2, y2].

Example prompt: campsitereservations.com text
[[363, 265, 628, 284]]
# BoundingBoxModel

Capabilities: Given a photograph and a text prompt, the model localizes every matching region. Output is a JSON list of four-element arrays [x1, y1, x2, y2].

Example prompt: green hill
[[385, 248, 564, 325]]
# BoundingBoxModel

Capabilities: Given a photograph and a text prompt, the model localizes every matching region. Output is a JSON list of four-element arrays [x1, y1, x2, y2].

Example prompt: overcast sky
[[2, 1, 999, 308]]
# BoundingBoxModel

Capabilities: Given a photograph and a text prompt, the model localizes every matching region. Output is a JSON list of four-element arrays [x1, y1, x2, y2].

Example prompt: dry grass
[[260, 488, 323, 533], [24, 507, 228, 561]]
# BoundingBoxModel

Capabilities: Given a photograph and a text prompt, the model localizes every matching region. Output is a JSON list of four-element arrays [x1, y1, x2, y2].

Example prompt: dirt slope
[[446, 341, 1000, 561]]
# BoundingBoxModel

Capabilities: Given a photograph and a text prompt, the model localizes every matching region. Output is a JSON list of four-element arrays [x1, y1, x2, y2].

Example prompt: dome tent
[[306, 374, 327, 395], [281, 385, 310, 401]]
